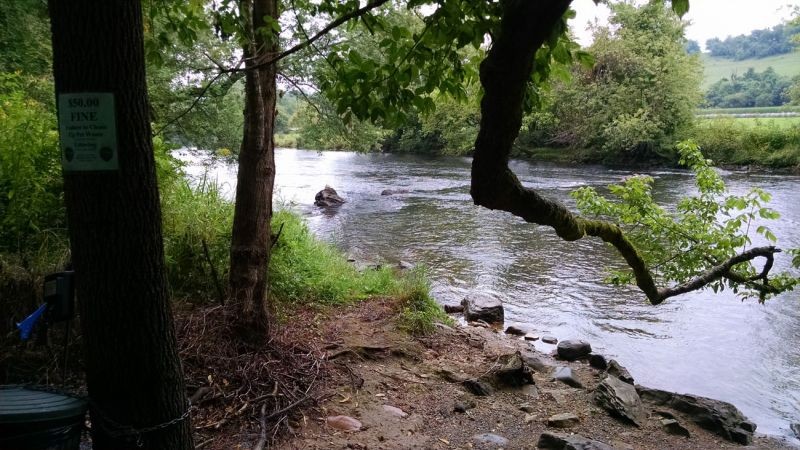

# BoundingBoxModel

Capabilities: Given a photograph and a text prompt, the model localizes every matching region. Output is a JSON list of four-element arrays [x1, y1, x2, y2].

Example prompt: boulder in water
[[461, 294, 504, 324], [314, 186, 345, 207]]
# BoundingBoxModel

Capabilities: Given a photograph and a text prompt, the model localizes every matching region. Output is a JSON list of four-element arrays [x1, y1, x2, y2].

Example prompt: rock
[[443, 304, 464, 313], [589, 354, 608, 370], [661, 418, 690, 437], [382, 405, 408, 418], [523, 333, 539, 341], [553, 366, 583, 388], [491, 352, 534, 387], [381, 188, 410, 196], [537, 432, 616, 450], [505, 325, 526, 336], [454, 399, 476, 413], [519, 403, 536, 413], [593, 376, 646, 427], [461, 294, 504, 324], [606, 360, 634, 384], [472, 433, 509, 448], [547, 413, 580, 428], [521, 384, 540, 398], [637, 386, 756, 445], [520, 353, 550, 372], [791, 423, 800, 439], [541, 335, 558, 344], [326, 415, 362, 431], [398, 260, 414, 270], [556, 340, 592, 361], [463, 379, 494, 396], [314, 186, 345, 207], [524, 413, 537, 424]]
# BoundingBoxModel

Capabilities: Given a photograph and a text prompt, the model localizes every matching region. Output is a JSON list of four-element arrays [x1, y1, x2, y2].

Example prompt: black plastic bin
[[0, 386, 87, 450]]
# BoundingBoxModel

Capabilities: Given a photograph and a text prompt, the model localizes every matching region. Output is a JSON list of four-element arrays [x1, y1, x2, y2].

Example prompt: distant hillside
[[700, 52, 800, 90]]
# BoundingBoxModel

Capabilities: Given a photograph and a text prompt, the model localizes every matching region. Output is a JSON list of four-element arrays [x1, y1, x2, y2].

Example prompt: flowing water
[[182, 148, 800, 440]]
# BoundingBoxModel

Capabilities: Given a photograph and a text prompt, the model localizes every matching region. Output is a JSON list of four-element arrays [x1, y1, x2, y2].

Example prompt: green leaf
[[671, 0, 689, 17]]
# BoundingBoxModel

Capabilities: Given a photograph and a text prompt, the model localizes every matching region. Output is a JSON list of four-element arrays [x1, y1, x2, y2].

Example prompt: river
[[181, 148, 800, 440]]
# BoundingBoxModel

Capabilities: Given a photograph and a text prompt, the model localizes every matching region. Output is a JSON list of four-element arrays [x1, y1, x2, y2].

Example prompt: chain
[[89, 399, 192, 448]]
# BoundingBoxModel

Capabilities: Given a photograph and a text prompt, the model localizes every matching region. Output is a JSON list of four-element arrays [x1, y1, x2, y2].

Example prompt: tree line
[[706, 23, 799, 60]]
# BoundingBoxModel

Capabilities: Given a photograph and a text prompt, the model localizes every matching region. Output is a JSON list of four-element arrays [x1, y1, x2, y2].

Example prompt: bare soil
[[272, 300, 798, 450]]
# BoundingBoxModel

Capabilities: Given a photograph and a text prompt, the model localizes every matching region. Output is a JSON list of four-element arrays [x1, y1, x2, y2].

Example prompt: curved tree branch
[[470, 0, 783, 305]]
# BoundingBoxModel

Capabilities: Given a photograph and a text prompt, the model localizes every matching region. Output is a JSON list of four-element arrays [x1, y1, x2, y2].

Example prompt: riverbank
[[263, 298, 799, 450]]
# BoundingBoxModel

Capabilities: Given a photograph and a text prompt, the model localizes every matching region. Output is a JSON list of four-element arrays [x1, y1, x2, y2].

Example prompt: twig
[[254, 404, 267, 450], [202, 239, 225, 305]]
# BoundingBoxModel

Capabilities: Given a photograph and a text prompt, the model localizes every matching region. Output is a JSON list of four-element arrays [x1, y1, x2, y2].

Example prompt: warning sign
[[58, 93, 118, 171]]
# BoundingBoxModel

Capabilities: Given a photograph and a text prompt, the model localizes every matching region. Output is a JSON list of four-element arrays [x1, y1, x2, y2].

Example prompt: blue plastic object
[[16, 304, 48, 341]]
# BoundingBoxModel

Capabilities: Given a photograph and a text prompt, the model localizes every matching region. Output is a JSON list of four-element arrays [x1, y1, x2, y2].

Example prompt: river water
[[182, 148, 800, 440]]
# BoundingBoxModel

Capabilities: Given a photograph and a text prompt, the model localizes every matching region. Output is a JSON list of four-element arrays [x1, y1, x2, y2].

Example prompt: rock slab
[[593, 376, 645, 426], [661, 418, 690, 437], [553, 366, 583, 388], [637, 386, 756, 445], [326, 415, 362, 431], [491, 352, 534, 387], [547, 413, 580, 428], [314, 186, 345, 207], [557, 340, 592, 361], [537, 432, 616, 450], [541, 335, 558, 344], [607, 359, 634, 384], [461, 294, 504, 324], [472, 433, 509, 448]]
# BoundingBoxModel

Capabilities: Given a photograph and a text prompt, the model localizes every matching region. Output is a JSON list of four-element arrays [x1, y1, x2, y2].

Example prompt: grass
[[697, 116, 800, 130], [697, 106, 800, 115], [701, 52, 800, 90], [275, 133, 300, 148]]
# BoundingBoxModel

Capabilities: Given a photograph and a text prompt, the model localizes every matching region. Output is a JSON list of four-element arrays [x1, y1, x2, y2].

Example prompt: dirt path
[[275, 300, 798, 450]]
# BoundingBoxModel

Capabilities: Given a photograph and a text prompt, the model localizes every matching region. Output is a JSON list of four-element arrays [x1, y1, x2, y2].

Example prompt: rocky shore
[[280, 297, 800, 449]]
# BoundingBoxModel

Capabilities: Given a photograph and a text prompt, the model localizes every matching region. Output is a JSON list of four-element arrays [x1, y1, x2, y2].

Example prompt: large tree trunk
[[229, 0, 279, 336], [48, 1, 193, 449]]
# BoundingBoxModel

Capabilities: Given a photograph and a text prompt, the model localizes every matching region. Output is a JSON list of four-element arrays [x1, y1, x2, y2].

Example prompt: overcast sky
[[570, 0, 797, 50]]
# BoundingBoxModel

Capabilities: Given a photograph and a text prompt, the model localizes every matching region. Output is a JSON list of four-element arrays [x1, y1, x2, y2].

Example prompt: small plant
[[395, 269, 452, 335]]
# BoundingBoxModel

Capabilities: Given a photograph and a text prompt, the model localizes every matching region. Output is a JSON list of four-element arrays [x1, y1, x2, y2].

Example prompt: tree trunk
[[48, 1, 192, 449], [229, 0, 279, 337]]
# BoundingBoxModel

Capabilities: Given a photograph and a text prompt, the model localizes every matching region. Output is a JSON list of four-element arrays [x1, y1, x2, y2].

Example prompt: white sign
[[58, 93, 118, 171]]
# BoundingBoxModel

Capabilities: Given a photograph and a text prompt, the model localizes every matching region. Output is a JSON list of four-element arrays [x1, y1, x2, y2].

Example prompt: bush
[[0, 73, 67, 267], [692, 118, 800, 168]]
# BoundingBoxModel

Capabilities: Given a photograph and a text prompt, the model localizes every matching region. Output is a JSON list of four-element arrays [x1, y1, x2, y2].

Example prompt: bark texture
[[48, 1, 192, 449], [471, 0, 782, 305], [229, 0, 279, 336]]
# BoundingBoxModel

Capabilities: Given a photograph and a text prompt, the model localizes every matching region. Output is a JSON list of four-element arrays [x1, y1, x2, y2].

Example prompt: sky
[[570, 0, 798, 50]]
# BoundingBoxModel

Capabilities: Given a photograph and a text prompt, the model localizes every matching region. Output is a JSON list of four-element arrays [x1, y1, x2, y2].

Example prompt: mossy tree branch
[[470, 0, 784, 305]]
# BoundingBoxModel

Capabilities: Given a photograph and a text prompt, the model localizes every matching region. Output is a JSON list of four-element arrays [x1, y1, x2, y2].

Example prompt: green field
[[697, 116, 800, 129], [700, 52, 800, 90]]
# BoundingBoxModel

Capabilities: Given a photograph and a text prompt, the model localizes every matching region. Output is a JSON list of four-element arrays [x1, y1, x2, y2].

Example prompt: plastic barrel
[[0, 386, 87, 450]]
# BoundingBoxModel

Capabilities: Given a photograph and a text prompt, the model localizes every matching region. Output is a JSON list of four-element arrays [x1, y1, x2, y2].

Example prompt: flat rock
[[472, 433, 509, 448], [454, 399, 476, 413], [589, 354, 608, 370], [505, 325, 526, 336], [398, 260, 414, 270], [553, 366, 583, 388], [519, 403, 536, 413], [326, 415, 362, 431], [461, 294, 504, 324], [491, 352, 534, 387], [547, 413, 580, 428], [463, 379, 494, 396], [523, 333, 539, 341], [520, 352, 550, 372], [557, 340, 592, 361], [382, 405, 408, 418], [607, 359, 634, 384], [661, 418, 690, 437], [314, 186, 345, 207], [541, 335, 558, 344], [637, 385, 756, 445], [593, 376, 645, 427], [537, 432, 616, 450], [443, 304, 464, 314]]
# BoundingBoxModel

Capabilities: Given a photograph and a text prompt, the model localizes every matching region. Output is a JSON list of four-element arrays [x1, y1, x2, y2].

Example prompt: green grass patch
[[701, 52, 800, 90], [691, 117, 800, 168], [698, 116, 800, 130], [697, 106, 800, 115]]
